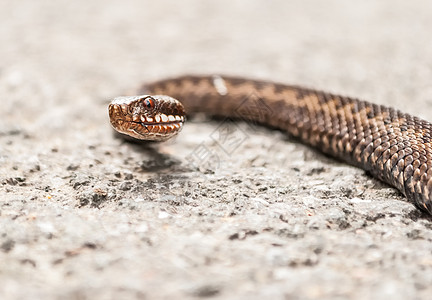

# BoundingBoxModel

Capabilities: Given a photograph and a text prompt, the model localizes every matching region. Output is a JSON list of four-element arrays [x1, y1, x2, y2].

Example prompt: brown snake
[[109, 75, 432, 215]]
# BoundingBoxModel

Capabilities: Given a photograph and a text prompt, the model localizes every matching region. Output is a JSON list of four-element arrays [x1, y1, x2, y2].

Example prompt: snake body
[[109, 75, 432, 214]]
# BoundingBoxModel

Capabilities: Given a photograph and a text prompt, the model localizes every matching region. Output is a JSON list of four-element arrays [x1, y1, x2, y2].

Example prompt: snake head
[[108, 95, 186, 141]]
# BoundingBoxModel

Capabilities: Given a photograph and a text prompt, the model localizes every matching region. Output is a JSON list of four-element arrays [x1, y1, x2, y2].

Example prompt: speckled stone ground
[[2, 1, 432, 299]]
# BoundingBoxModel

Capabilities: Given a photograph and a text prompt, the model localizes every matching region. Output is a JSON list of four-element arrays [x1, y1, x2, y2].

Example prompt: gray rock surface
[[1, 0, 432, 299]]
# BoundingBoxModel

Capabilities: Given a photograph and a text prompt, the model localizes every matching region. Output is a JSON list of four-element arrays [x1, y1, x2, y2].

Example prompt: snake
[[108, 75, 432, 215]]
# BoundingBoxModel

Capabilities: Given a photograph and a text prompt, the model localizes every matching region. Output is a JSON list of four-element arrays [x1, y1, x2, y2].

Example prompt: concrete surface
[[1, 0, 432, 299]]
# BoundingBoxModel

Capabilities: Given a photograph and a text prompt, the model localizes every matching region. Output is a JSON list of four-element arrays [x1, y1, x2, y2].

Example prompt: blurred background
[[1, 0, 431, 117], [1, 1, 432, 299], [1, 0, 431, 140]]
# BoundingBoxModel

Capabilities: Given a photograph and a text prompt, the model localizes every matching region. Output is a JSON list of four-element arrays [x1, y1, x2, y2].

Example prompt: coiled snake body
[[109, 75, 432, 215]]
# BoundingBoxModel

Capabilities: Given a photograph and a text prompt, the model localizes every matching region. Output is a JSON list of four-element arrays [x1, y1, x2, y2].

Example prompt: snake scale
[[109, 75, 432, 215]]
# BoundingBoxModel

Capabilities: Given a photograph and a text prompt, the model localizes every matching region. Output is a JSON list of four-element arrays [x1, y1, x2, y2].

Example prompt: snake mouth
[[111, 113, 185, 140], [135, 113, 185, 125], [130, 113, 185, 129], [110, 118, 184, 141], [136, 121, 182, 126], [130, 120, 184, 130]]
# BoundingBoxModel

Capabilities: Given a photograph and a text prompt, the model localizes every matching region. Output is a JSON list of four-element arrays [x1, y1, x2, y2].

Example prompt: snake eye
[[143, 97, 155, 109]]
